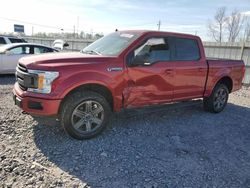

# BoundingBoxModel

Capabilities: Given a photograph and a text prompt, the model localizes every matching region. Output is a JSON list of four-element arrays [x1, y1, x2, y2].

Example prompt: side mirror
[[131, 54, 150, 66], [63, 42, 69, 47]]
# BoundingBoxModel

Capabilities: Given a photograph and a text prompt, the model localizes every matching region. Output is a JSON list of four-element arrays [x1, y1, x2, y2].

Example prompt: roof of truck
[[118, 30, 200, 39]]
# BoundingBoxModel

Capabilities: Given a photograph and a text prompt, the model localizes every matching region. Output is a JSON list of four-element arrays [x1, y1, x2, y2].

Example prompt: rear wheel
[[60, 91, 111, 139], [203, 83, 229, 113]]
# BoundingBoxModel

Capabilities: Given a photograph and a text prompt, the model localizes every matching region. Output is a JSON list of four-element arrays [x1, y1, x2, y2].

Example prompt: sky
[[0, 0, 250, 41]]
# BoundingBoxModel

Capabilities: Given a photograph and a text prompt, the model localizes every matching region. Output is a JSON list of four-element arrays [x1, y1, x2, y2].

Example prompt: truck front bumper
[[13, 83, 61, 116]]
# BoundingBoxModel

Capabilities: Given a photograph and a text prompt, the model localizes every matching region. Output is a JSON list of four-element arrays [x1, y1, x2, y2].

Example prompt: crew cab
[[13, 30, 245, 139]]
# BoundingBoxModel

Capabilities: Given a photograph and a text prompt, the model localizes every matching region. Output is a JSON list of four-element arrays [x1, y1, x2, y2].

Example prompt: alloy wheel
[[71, 100, 104, 133], [213, 88, 227, 111]]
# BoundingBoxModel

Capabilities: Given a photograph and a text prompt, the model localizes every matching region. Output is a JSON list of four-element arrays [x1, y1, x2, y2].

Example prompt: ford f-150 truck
[[13, 30, 245, 139]]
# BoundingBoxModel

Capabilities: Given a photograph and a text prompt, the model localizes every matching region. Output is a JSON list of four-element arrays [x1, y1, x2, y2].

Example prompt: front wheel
[[60, 91, 111, 140], [203, 83, 229, 113]]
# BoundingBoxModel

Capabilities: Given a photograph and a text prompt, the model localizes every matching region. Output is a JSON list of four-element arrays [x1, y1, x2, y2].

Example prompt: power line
[[0, 16, 74, 32], [0, 16, 104, 34], [120, 21, 157, 27]]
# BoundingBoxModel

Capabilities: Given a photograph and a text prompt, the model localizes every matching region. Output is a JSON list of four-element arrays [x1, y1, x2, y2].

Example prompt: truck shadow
[[33, 102, 250, 187]]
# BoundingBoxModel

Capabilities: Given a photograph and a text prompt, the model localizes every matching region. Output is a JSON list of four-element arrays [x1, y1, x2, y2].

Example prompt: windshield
[[81, 32, 139, 56]]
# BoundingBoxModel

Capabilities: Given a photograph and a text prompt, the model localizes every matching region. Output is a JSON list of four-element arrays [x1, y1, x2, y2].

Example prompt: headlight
[[27, 70, 59, 94]]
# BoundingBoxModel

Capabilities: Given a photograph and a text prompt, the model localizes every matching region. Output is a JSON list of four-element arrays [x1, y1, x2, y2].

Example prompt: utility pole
[[32, 26, 34, 36], [76, 16, 79, 36], [91, 29, 93, 39], [61, 28, 64, 39], [73, 25, 75, 38], [157, 20, 161, 31]]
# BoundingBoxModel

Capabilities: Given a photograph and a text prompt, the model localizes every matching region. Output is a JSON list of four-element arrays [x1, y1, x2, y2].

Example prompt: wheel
[[203, 83, 229, 113], [60, 91, 111, 139]]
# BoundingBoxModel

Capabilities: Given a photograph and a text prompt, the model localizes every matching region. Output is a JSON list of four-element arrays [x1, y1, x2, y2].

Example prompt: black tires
[[60, 91, 111, 140], [203, 83, 229, 113]]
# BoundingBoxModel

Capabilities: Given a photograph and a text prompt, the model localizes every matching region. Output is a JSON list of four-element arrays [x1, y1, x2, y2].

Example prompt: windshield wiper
[[81, 50, 102, 55]]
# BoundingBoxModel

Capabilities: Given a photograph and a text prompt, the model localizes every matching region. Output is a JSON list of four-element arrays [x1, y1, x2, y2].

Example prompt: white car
[[0, 43, 58, 74], [0, 35, 27, 46], [52, 39, 69, 51]]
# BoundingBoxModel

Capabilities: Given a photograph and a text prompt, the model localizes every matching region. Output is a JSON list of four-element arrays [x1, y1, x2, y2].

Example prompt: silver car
[[0, 43, 58, 74], [0, 35, 27, 46]]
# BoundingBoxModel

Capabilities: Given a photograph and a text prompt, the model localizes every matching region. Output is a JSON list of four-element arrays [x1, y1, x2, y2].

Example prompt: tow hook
[[22, 111, 28, 114]]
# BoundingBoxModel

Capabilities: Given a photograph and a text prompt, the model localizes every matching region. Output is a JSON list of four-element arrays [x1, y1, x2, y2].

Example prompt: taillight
[[242, 65, 246, 76], [242, 65, 246, 85]]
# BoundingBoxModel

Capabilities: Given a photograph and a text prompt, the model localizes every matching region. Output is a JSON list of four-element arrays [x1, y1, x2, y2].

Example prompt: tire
[[203, 83, 229, 113], [60, 91, 111, 140]]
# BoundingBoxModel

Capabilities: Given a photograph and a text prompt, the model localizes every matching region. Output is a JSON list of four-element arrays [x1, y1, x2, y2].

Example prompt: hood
[[19, 52, 117, 69]]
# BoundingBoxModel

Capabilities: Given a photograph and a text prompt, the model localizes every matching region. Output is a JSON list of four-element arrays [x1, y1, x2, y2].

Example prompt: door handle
[[198, 68, 204, 72], [164, 69, 173, 75]]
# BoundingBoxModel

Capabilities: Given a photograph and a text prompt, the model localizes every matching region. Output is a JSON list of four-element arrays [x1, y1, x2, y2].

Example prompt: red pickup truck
[[13, 30, 245, 139]]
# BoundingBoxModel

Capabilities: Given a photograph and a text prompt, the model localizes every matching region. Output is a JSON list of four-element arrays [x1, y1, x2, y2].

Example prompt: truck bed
[[204, 58, 245, 96]]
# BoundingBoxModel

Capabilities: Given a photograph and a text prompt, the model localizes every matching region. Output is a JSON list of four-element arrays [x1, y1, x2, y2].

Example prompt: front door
[[3, 45, 31, 73], [124, 37, 175, 108]]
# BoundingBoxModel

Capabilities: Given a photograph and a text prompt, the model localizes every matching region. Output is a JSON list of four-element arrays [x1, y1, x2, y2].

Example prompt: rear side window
[[174, 37, 200, 61], [34, 46, 47, 54], [8, 38, 24, 43], [0, 37, 6, 44], [46, 48, 54, 52]]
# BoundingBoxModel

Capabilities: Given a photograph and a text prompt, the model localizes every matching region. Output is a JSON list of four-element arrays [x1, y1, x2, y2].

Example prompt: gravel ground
[[1, 75, 250, 188]]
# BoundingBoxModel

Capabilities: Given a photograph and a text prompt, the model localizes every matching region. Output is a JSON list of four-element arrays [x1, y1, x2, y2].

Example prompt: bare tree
[[208, 7, 227, 43], [226, 10, 245, 42]]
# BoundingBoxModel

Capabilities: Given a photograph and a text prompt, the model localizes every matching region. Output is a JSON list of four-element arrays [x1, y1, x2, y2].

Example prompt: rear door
[[124, 37, 175, 107], [171, 37, 207, 100]]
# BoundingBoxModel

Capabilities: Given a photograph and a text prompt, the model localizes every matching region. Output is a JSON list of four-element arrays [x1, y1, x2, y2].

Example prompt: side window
[[9, 46, 30, 55], [174, 38, 200, 61], [0, 37, 6, 44], [133, 37, 171, 65], [8, 38, 24, 43], [34, 47, 47, 54], [46, 48, 54, 52], [34, 47, 54, 54]]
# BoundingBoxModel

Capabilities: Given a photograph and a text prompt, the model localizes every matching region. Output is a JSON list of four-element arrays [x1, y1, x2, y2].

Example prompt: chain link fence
[[24, 37, 250, 84]]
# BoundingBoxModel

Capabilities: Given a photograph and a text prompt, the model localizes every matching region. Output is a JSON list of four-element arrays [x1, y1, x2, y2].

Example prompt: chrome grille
[[17, 63, 27, 73], [16, 63, 28, 91]]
